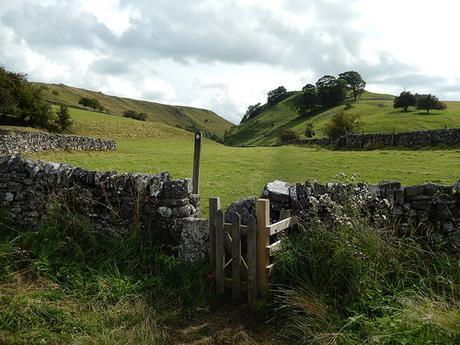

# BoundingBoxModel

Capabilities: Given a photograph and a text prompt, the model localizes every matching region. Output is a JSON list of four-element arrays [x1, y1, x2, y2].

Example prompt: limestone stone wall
[[227, 179, 460, 253], [0, 129, 116, 155], [298, 128, 460, 149], [0, 156, 200, 247]]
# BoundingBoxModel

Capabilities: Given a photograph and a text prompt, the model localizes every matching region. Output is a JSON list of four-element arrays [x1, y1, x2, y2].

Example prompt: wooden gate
[[208, 198, 297, 304]]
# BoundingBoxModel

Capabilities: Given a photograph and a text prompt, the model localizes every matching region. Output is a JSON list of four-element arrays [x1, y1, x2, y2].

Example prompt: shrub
[[52, 90, 59, 96], [416, 94, 447, 114], [304, 122, 315, 138], [123, 110, 147, 121], [55, 105, 72, 132], [0, 66, 53, 128], [79, 97, 101, 111], [272, 195, 460, 344], [324, 111, 361, 139], [279, 129, 299, 143]]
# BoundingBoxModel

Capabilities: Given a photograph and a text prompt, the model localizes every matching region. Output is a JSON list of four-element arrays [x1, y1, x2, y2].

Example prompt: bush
[[279, 129, 300, 143], [55, 105, 72, 132], [79, 97, 101, 111], [272, 196, 460, 344], [416, 94, 447, 114], [305, 122, 315, 138], [324, 111, 361, 140], [123, 110, 147, 121], [0, 66, 53, 128]]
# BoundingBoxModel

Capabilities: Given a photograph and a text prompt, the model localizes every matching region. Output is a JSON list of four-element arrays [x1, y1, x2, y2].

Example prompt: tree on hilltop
[[240, 103, 263, 124], [267, 86, 288, 106], [339, 71, 366, 101], [316, 75, 347, 106], [294, 84, 318, 116], [393, 91, 417, 112]]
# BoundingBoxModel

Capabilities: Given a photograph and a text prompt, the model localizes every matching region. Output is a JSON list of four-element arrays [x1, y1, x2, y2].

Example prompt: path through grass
[[31, 138, 460, 215]]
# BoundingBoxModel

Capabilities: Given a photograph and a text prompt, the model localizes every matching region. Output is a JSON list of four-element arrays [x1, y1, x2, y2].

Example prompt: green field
[[4, 97, 460, 345], [28, 108, 460, 214], [225, 91, 460, 146], [35, 82, 233, 138]]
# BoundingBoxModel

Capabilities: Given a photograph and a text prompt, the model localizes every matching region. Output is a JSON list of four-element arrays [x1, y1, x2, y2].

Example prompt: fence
[[208, 198, 298, 304]]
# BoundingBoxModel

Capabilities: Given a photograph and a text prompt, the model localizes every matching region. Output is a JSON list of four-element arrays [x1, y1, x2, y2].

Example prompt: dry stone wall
[[0, 129, 116, 155], [0, 156, 200, 247], [227, 179, 460, 254], [299, 128, 460, 149]]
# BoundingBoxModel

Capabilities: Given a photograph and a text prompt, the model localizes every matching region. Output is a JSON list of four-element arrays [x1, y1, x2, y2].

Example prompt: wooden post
[[209, 197, 220, 273], [192, 131, 202, 194], [247, 214, 257, 304], [256, 199, 270, 296], [231, 213, 242, 304], [215, 209, 225, 295]]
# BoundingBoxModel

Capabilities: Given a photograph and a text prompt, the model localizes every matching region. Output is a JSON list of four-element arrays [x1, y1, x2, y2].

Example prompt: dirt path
[[170, 305, 281, 345]]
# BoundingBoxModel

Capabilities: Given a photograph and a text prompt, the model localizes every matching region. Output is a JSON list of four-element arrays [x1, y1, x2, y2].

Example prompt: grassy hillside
[[35, 82, 233, 139], [22, 108, 460, 216], [4, 103, 459, 344], [226, 91, 460, 146]]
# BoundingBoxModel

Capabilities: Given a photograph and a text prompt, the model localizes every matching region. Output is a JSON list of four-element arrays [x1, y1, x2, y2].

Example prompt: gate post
[[208, 197, 220, 273], [256, 199, 270, 296], [192, 131, 202, 194]]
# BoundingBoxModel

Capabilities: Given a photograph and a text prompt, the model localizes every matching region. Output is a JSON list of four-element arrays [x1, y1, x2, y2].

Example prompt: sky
[[1, 0, 459, 124]]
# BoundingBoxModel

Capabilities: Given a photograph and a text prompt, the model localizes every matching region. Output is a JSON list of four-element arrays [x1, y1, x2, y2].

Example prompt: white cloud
[[1, 0, 460, 123]]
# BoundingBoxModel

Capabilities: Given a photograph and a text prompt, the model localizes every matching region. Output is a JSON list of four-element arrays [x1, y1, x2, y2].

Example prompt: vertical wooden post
[[256, 199, 270, 296], [192, 131, 202, 195], [215, 209, 225, 295], [231, 213, 242, 304], [247, 214, 257, 304], [208, 197, 220, 273]]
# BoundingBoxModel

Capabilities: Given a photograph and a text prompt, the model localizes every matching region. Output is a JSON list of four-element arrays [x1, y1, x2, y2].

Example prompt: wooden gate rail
[[209, 197, 297, 304]]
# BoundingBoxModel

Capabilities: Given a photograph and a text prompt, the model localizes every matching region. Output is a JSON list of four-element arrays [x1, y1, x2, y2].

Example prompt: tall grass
[[0, 205, 214, 344], [272, 211, 460, 344]]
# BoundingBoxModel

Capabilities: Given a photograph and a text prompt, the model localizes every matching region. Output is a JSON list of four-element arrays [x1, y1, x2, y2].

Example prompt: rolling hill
[[34, 82, 233, 139], [225, 91, 460, 146]]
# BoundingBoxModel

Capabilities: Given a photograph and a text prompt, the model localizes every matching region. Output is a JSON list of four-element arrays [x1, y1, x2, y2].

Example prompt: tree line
[[0, 66, 72, 131], [393, 91, 446, 114], [241, 71, 366, 124]]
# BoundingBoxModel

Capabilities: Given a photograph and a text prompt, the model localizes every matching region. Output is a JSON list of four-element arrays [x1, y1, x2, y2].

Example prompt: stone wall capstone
[[226, 179, 460, 253], [0, 129, 116, 155], [0, 156, 200, 247]]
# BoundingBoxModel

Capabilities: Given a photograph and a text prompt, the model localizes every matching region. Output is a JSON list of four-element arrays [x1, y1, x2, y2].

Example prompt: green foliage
[[416, 94, 447, 114], [123, 110, 147, 121], [316, 75, 347, 106], [339, 71, 366, 101], [0, 66, 53, 128], [304, 122, 315, 138], [240, 103, 264, 124], [267, 86, 288, 106], [0, 205, 214, 344], [272, 207, 460, 344], [394, 91, 417, 111], [344, 101, 354, 110], [55, 105, 72, 131], [324, 111, 361, 139], [279, 128, 299, 143], [294, 84, 318, 116], [78, 97, 101, 111]]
